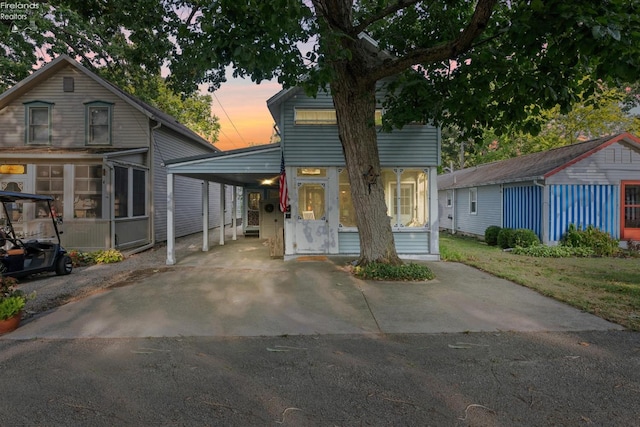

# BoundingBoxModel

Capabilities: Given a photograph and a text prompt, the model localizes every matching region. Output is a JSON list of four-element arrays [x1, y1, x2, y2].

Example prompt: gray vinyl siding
[[338, 231, 430, 254], [152, 127, 221, 242], [546, 141, 640, 186], [281, 91, 439, 167], [0, 65, 149, 148], [454, 185, 502, 237]]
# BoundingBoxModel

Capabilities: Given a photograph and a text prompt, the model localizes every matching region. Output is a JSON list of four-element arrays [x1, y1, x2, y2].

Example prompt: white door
[[294, 179, 329, 253]]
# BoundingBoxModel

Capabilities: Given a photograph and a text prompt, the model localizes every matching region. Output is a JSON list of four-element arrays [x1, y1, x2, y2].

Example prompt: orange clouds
[[206, 77, 281, 151]]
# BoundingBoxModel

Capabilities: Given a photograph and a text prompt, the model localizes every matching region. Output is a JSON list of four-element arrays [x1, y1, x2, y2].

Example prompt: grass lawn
[[439, 234, 640, 331]]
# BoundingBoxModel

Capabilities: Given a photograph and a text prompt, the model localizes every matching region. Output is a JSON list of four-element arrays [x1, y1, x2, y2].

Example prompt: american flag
[[279, 152, 288, 212]]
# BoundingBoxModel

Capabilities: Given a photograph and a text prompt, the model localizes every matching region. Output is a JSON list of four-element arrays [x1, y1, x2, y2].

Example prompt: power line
[[212, 92, 247, 147]]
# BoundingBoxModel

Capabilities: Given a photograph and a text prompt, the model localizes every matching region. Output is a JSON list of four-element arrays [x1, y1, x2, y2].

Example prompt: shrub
[[560, 224, 619, 257], [484, 226, 502, 246], [353, 262, 435, 281], [512, 245, 594, 258], [511, 228, 540, 248], [497, 228, 514, 249], [68, 249, 95, 267], [93, 249, 124, 264]]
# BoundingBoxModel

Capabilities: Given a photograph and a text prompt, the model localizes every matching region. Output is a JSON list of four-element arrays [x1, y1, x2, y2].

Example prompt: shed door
[[622, 181, 640, 240], [295, 179, 329, 253]]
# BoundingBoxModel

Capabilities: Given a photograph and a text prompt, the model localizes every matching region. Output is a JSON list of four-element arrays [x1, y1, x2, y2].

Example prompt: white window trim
[[85, 101, 114, 145], [469, 187, 478, 215]]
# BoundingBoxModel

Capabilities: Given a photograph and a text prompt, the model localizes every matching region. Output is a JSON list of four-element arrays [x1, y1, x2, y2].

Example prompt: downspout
[[451, 188, 455, 234]]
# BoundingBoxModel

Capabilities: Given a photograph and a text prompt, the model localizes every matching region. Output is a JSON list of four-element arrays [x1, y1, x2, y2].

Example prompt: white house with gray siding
[[0, 55, 230, 251], [164, 85, 441, 263], [438, 133, 640, 244]]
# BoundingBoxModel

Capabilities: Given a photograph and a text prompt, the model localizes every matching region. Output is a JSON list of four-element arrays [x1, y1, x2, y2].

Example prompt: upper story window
[[85, 101, 113, 145], [24, 101, 54, 145], [295, 109, 383, 125]]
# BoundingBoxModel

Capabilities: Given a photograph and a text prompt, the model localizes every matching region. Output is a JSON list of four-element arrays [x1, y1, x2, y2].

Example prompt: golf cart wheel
[[56, 255, 73, 275]]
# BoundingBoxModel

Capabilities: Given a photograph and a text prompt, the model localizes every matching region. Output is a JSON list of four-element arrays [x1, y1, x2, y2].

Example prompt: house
[[438, 133, 640, 243], [164, 86, 441, 263], [0, 55, 233, 251]]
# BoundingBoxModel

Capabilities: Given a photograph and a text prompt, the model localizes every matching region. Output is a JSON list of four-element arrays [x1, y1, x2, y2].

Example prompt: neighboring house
[[164, 86, 441, 263], [0, 55, 232, 251], [438, 133, 640, 243]]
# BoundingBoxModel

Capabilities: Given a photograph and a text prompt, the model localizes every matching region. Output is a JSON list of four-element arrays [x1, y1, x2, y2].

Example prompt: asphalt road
[[1, 330, 639, 426]]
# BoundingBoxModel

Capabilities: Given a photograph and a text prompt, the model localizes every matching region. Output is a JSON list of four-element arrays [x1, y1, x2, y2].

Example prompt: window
[[85, 101, 113, 145], [74, 165, 102, 218], [114, 165, 147, 218], [114, 166, 128, 218], [35, 165, 64, 217], [297, 182, 325, 220], [394, 169, 428, 228], [469, 188, 478, 214], [446, 190, 453, 207], [338, 169, 356, 227], [24, 101, 53, 144], [295, 109, 383, 125], [132, 169, 146, 217], [294, 109, 336, 125], [339, 168, 429, 230]]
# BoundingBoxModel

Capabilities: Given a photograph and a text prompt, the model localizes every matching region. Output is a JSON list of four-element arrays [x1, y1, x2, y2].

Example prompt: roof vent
[[63, 77, 74, 92]]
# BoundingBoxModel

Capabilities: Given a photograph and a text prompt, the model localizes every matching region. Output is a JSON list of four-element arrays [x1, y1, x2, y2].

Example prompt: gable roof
[[0, 55, 217, 152], [438, 132, 640, 189]]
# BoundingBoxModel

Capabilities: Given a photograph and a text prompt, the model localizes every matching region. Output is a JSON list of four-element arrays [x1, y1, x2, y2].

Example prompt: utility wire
[[212, 92, 247, 148]]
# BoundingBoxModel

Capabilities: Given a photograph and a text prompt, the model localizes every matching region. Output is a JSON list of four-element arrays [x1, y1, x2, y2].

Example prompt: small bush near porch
[[440, 234, 640, 331]]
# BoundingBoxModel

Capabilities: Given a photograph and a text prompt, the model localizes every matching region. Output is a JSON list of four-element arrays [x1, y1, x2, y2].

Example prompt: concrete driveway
[[6, 237, 622, 340]]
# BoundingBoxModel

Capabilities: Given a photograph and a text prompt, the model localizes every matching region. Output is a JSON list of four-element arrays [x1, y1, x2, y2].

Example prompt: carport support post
[[202, 181, 209, 251], [219, 184, 225, 245], [166, 173, 176, 265], [232, 185, 237, 240]]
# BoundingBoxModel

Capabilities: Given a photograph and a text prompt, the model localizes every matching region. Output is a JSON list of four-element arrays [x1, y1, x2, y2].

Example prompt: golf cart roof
[[0, 191, 54, 203]]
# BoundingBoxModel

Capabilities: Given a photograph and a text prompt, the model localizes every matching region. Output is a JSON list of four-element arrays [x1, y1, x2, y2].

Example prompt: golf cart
[[0, 190, 72, 278]]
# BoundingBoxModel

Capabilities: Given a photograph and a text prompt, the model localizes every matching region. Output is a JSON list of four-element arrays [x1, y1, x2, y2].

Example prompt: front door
[[622, 181, 640, 240], [295, 179, 329, 253]]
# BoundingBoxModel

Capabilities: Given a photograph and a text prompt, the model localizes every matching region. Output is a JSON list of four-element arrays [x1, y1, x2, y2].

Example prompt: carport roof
[[164, 143, 282, 187]]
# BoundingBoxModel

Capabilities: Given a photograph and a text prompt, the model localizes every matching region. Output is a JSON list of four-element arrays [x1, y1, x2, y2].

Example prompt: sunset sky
[[207, 76, 282, 151]]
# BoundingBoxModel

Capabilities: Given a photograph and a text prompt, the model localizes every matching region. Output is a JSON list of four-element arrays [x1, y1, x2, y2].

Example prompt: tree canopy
[[1, 1, 219, 143], [3, 0, 640, 263], [442, 83, 640, 169]]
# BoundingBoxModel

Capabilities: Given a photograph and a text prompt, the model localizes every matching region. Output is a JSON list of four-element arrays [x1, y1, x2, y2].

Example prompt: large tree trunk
[[330, 73, 402, 265]]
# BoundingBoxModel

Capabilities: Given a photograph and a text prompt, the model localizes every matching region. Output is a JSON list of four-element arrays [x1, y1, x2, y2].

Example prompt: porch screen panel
[[114, 166, 128, 218], [503, 186, 542, 239], [548, 184, 618, 241]]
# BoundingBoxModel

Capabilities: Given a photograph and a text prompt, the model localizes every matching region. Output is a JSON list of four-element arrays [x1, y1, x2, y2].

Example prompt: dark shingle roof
[[438, 133, 640, 189]]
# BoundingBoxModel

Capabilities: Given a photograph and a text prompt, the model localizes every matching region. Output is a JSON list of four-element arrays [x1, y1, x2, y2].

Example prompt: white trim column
[[166, 173, 176, 265], [202, 181, 209, 251], [232, 185, 237, 240], [428, 167, 440, 256], [219, 183, 225, 245]]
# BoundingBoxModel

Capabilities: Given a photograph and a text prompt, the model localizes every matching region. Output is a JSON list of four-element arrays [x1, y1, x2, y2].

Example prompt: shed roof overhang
[[164, 143, 282, 187]]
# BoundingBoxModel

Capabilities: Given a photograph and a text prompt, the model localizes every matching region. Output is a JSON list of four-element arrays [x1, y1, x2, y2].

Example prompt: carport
[[163, 143, 282, 265]]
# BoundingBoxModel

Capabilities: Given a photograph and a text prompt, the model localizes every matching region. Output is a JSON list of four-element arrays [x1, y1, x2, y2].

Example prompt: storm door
[[295, 179, 329, 253], [622, 181, 640, 240]]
